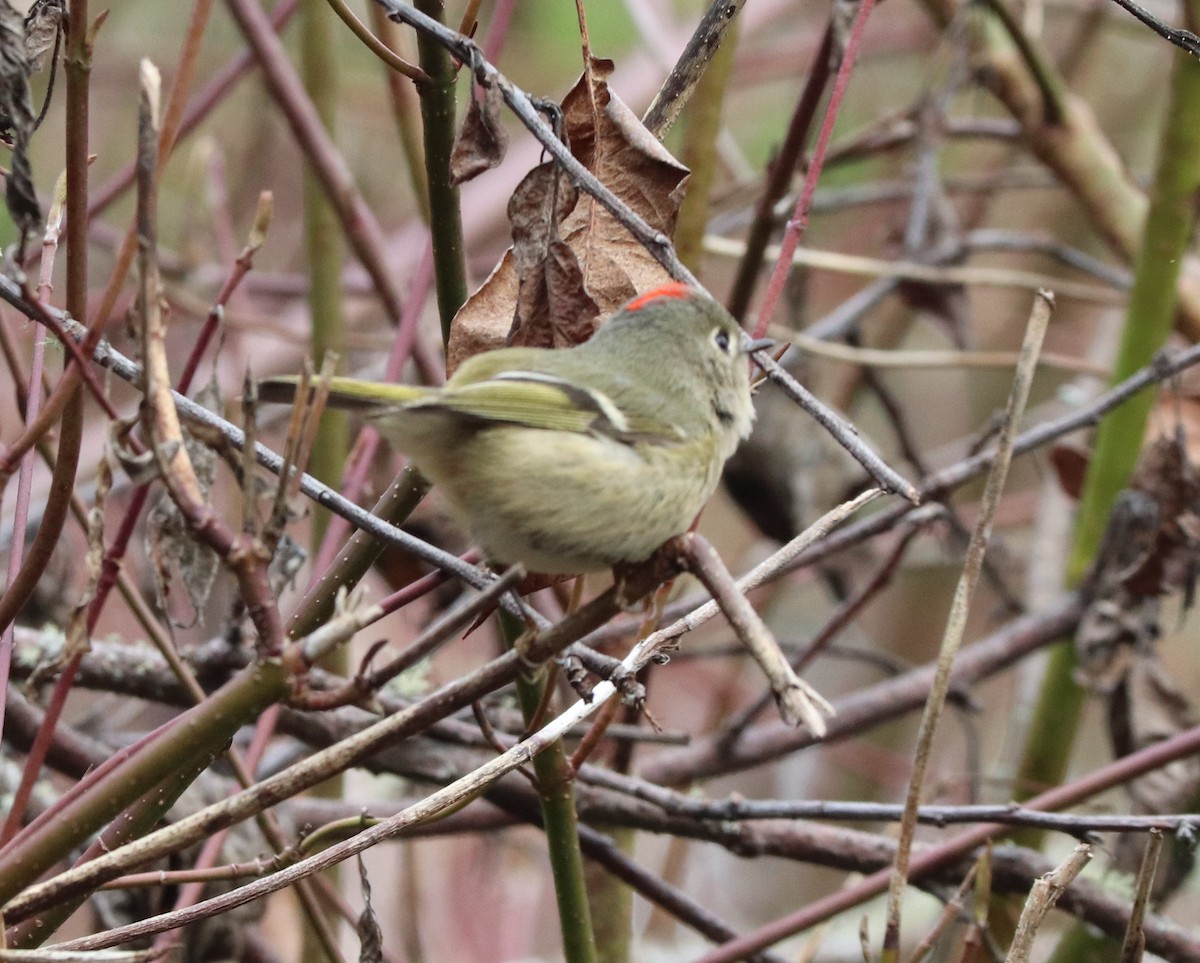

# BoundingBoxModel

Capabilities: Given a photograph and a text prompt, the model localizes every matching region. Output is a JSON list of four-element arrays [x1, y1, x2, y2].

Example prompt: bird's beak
[[741, 336, 775, 355]]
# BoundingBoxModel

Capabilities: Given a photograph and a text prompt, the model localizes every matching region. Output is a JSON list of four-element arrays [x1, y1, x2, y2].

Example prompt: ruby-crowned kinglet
[[262, 283, 766, 574]]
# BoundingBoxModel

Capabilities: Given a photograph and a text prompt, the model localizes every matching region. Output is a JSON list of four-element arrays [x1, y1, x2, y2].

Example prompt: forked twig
[[670, 533, 833, 735]]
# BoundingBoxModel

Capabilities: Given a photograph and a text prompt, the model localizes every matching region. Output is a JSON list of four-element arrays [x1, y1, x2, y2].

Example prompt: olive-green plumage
[[262, 284, 758, 573]]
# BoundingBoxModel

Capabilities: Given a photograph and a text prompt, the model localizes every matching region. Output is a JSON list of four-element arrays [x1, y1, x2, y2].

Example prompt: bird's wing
[[429, 371, 684, 443]]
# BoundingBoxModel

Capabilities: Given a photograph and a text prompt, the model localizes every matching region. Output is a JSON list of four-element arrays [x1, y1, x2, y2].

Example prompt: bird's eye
[[713, 329, 731, 352]]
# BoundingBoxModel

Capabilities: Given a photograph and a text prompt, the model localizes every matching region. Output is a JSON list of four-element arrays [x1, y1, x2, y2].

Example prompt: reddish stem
[[751, 0, 879, 341]]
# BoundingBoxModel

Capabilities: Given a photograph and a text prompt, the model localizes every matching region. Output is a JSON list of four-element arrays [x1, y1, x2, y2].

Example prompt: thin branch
[[674, 533, 833, 734], [1119, 829, 1165, 963], [726, 21, 834, 319], [323, 0, 428, 82], [1105, 0, 1200, 57], [883, 291, 1052, 953], [749, 0, 878, 340], [1007, 845, 1094, 962], [753, 351, 919, 501], [706, 234, 1126, 304]]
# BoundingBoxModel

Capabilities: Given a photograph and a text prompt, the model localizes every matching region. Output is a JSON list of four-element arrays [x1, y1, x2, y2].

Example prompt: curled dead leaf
[[447, 58, 690, 372], [450, 81, 508, 185], [1110, 653, 1200, 899], [0, 0, 41, 230]]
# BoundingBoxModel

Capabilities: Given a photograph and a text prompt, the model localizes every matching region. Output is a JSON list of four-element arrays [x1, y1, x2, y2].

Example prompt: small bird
[[261, 283, 766, 574]]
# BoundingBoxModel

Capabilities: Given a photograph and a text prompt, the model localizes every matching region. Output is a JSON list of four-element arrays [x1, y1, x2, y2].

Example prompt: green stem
[[7, 758, 212, 948], [586, 827, 634, 963], [1015, 0, 1200, 870], [298, 4, 345, 960], [413, 0, 468, 343], [301, 0, 347, 553], [502, 611, 599, 963]]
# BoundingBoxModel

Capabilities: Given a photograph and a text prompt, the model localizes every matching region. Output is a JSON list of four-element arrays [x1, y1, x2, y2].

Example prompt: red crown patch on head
[[626, 281, 693, 312]]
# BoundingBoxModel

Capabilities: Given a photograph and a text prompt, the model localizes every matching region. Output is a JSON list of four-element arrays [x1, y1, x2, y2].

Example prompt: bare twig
[[1120, 829, 1165, 963], [883, 291, 1052, 953], [707, 234, 1126, 304], [752, 351, 919, 501], [749, 0, 878, 340], [781, 329, 1107, 377], [905, 859, 981, 963], [674, 533, 834, 734], [637, 489, 884, 658], [720, 522, 925, 739], [726, 22, 835, 319], [323, 0, 428, 82], [1006, 844, 1093, 962]]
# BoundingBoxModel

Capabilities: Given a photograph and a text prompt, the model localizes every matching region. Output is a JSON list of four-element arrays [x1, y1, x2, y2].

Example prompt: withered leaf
[[1077, 424, 1200, 899], [23, 0, 65, 72], [508, 164, 598, 348], [63, 457, 111, 661], [450, 81, 508, 185], [1048, 442, 1089, 501], [508, 163, 577, 274], [447, 57, 690, 372], [510, 237, 598, 348], [1110, 652, 1200, 898], [356, 855, 384, 963], [145, 398, 220, 628], [0, 0, 41, 231]]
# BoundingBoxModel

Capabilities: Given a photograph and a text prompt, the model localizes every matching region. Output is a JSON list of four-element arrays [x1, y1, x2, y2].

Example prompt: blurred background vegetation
[[3, 0, 1200, 961]]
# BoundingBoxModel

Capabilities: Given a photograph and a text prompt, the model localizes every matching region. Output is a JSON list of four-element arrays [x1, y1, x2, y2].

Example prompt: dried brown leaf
[[554, 57, 689, 304], [64, 458, 111, 660], [1048, 442, 1089, 501], [446, 58, 690, 372], [1077, 430, 1200, 684], [507, 164, 598, 347], [1110, 653, 1200, 807], [356, 855, 383, 963], [1076, 423, 1200, 900], [450, 81, 508, 185]]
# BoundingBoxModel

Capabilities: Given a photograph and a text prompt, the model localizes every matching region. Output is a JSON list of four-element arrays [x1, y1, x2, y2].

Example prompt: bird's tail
[[257, 375, 430, 411]]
